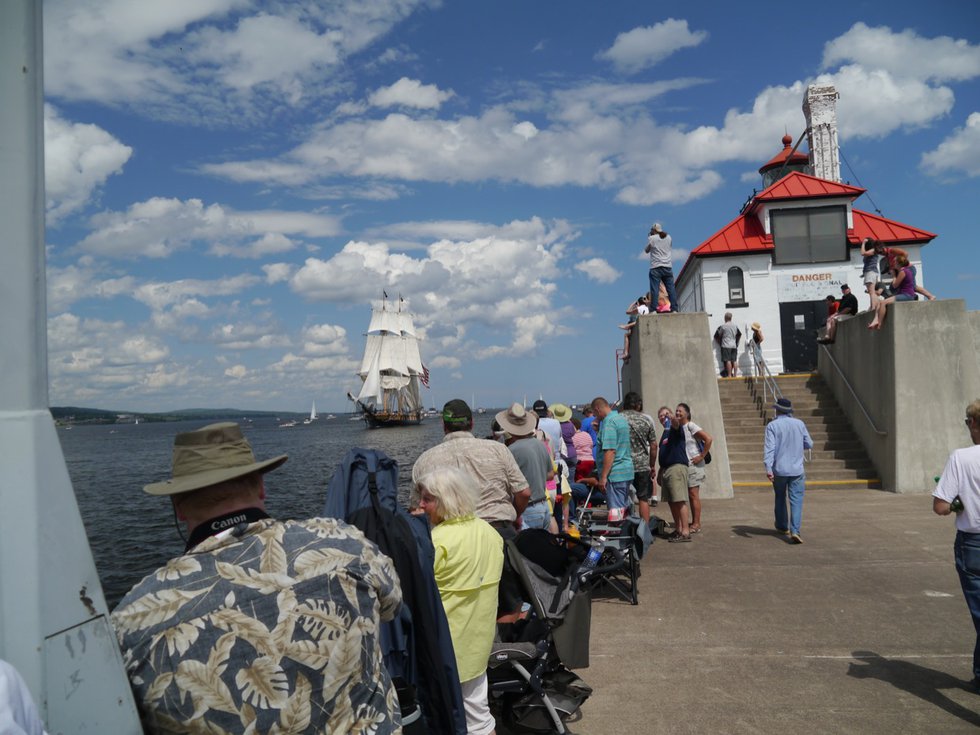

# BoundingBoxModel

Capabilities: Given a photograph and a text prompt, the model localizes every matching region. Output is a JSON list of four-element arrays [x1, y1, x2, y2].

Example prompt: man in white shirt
[[644, 223, 678, 313], [933, 398, 980, 693]]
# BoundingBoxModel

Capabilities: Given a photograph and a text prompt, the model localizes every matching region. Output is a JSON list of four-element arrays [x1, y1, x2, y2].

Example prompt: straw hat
[[495, 403, 538, 437], [144, 422, 287, 496], [751, 322, 762, 331], [549, 403, 572, 422]]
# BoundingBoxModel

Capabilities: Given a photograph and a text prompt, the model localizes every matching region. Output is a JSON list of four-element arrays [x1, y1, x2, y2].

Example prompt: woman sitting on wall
[[868, 254, 935, 330]]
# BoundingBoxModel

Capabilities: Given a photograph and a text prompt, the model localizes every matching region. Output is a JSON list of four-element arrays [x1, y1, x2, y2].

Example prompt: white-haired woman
[[417, 467, 504, 735]]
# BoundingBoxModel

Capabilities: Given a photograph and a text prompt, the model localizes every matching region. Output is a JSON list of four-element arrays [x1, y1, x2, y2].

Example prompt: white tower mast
[[0, 1, 141, 730]]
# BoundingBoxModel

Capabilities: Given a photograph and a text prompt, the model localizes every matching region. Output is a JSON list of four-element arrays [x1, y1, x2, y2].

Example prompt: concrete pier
[[567, 488, 979, 734]]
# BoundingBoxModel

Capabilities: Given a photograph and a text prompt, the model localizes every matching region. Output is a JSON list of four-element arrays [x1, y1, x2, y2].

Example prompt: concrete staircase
[[719, 373, 881, 489]]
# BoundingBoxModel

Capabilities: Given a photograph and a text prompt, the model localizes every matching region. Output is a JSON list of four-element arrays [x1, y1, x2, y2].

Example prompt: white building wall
[[678, 244, 927, 376]]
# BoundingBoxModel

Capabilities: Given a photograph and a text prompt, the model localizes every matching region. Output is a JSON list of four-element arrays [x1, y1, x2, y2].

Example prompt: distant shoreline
[[50, 406, 305, 426]]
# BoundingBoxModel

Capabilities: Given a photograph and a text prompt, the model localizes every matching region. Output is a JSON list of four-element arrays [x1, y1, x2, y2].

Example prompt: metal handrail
[[817, 343, 887, 436], [754, 351, 784, 407]]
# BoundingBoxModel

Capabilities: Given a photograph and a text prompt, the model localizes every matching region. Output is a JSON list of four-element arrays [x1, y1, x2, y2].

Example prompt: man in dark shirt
[[819, 283, 860, 344]]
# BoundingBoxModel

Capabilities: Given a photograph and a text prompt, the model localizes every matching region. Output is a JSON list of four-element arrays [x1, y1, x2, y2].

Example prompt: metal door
[[779, 300, 827, 372]]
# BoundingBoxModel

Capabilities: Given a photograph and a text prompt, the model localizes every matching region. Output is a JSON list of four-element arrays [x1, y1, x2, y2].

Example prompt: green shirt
[[596, 410, 635, 482]]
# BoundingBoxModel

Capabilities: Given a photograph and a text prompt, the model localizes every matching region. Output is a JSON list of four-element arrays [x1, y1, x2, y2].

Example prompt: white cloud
[[133, 274, 260, 311], [225, 364, 248, 379], [44, 105, 132, 224], [211, 322, 291, 350], [290, 217, 577, 357], [822, 22, 980, 83], [575, 258, 620, 284], [430, 355, 460, 369], [596, 19, 708, 73], [77, 198, 341, 259], [921, 112, 980, 177], [44, 0, 436, 122], [263, 263, 294, 284], [369, 77, 454, 109]]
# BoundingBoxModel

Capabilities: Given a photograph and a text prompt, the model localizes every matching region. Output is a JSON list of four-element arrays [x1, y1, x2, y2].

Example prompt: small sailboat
[[303, 400, 318, 424]]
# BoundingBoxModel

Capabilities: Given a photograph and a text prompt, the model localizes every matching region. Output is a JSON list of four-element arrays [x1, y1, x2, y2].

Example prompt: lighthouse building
[[675, 85, 936, 374]]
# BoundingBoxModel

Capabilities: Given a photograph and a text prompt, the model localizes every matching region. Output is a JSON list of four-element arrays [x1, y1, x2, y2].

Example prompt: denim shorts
[[894, 293, 914, 302]]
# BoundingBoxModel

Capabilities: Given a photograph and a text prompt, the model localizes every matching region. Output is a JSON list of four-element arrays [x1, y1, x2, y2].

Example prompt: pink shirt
[[572, 430, 593, 462]]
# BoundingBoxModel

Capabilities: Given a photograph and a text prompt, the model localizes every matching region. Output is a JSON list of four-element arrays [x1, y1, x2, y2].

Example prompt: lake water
[[58, 413, 500, 608]]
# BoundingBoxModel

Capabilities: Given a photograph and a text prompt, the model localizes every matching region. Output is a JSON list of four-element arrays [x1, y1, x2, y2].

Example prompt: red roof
[[759, 134, 809, 172], [850, 209, 937, 244], [677, 206, 936, 282], [752, 170, 865, 204]]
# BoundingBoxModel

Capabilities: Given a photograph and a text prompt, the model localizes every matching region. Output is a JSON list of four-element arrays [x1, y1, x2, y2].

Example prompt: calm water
[[58, 413, 500, 608]]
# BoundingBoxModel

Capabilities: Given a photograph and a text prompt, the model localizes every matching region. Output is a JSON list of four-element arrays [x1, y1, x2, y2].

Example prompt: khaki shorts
[[662, 464, 690, 504], [688, 463, 706, 488]]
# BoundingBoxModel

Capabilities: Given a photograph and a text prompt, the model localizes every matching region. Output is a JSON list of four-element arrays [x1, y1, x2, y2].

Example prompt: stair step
[[730, 468, 879, 482], [733, 479, 882, 490]]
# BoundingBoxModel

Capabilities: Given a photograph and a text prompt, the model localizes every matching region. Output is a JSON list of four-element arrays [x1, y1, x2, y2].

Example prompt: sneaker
[[775, 525, 790, 536], [790, 533, 803, 544]]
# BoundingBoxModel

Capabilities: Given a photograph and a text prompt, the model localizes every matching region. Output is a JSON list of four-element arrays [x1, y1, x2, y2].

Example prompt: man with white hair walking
[[764, 398, 814, 544], [645, 223, 679, 313]]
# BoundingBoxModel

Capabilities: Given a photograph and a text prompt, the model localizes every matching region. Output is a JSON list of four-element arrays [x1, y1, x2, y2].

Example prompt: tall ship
[[348, 298, 427, 428]]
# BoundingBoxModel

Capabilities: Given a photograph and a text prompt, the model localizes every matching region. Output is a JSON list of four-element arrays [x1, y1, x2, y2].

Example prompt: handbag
[[698, 437, 712, 465]]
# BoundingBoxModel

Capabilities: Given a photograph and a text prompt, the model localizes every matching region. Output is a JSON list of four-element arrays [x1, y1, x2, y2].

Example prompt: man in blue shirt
[[764, 398, 814, 544], [591, 396, 635, 521]]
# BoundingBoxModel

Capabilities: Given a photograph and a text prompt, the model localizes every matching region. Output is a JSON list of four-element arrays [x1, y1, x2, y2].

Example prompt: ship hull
[[361, 409, 423, 428]]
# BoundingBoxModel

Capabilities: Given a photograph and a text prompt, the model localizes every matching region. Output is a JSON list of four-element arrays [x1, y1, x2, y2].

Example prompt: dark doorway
[[779, 300, 828, 372]]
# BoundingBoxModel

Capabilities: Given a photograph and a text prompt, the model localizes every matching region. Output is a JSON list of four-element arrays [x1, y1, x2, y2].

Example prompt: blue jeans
[[954, 531, 980, 679], [772, 475, 805, 534], [521, 500, 551, 530], [648, 266, 679, 312], [605, 480, 631, 512]]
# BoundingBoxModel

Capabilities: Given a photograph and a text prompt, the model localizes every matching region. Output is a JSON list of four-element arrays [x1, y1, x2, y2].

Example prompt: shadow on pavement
[[847, 650, 980, 727], [730, 524, 787, 540]]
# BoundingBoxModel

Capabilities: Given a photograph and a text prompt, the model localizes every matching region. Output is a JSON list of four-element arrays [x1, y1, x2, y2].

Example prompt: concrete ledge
[[817, 299, 980, 493], [622, 312, 733, 498]]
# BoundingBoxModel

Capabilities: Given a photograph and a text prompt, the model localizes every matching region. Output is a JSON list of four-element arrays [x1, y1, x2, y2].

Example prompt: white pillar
[[0, 1, 141, 731], [803, 84, 841, 183]]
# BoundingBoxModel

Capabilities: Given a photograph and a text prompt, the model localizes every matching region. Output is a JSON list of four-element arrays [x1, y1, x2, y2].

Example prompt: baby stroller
[[487, 530, 624, 733]]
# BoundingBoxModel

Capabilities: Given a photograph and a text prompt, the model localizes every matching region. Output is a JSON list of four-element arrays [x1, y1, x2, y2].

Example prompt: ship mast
[[0, 1, 140, 730]]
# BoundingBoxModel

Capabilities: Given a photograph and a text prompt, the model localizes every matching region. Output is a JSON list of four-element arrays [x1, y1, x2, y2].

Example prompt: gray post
[[0, 0, 141, 730]]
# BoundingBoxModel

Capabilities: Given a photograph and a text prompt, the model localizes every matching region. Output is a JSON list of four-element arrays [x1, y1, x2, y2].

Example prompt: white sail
[[353, 301, 426, 419], [310, 401, 317, 420], [359, 333, 383, 376]]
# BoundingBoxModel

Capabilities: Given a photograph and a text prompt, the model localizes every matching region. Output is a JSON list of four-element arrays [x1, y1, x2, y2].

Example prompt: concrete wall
[[621, 312, 733, 498], [677, 246, 928, 378], [817, 299, 980, 493]]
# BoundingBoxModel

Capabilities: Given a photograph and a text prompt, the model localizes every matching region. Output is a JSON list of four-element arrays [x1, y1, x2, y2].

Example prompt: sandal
[[690, 526, 701, 534], [667, 532, 692, 543]]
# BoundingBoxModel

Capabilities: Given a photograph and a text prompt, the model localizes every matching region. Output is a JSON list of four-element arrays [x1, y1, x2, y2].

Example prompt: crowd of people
[[98, 393, 722, 734]]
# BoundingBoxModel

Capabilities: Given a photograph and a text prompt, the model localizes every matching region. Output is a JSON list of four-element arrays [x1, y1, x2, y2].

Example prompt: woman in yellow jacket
[[417, 467, 504, 735]]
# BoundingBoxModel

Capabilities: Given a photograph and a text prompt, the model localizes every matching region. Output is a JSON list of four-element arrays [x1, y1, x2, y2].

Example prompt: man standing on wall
[[714, 312, 742, 378], [645, 223, 679, 313], [763, 398, 813, 544], [933, 399, 980, 692]]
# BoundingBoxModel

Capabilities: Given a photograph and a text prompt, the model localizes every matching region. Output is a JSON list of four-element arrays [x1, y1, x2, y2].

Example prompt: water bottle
[[580, 544, 602, 571]]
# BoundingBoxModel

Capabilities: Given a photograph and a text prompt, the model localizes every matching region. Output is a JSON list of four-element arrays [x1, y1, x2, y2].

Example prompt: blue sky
[[42, 0, 980, 413]]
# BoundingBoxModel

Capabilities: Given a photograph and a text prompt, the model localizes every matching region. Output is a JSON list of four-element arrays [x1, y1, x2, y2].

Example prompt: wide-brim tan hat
[[549, 403, 572, 422], [144, 422, 287, 496], [495, 403, 538, 437], [751, 322, 762, 331]]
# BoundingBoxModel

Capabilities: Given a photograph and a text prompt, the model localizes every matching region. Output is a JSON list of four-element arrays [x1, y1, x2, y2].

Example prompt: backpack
[[323, 448, 466, 734]]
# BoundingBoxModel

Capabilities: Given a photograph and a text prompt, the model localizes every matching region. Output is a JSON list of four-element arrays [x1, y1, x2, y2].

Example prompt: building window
[[771, 205, 847, 265], [726, 267, 747, 308]]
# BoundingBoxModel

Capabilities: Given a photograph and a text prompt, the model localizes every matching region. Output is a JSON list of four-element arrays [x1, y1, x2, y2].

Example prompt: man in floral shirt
[[112, 423, 402, 734]]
